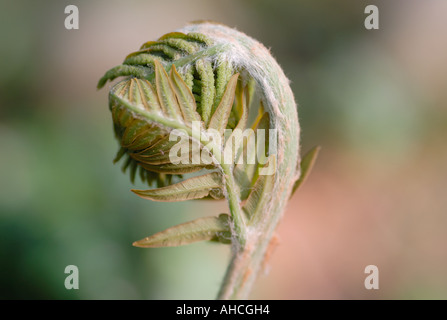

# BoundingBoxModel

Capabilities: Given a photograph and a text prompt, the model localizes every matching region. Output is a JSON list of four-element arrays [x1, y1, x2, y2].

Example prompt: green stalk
[[106, 22, 301, 300], [221, 164, 247, 246], [178, 23, 301, 300]]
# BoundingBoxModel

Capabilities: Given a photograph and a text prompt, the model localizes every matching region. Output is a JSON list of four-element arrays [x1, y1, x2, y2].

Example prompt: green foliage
[[100, 38, 277, 249], [290, 146, 321, 198], [133, 214, 231, 247], [208, 74, 239, 133], [99, 24, 306, 299], [132, 172, 222, 202]]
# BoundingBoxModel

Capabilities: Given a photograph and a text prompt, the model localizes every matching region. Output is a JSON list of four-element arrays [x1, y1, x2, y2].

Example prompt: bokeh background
[[1, 0, 446, 299]]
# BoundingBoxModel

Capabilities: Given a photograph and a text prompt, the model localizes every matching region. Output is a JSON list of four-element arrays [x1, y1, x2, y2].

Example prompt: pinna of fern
[[98, 22, 318, 299]]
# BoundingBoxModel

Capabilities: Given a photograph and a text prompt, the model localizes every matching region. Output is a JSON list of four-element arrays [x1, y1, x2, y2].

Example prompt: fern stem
[[221, 164, 247, 246], [179, 23, 301, 300], [106, 22, 301, 300]]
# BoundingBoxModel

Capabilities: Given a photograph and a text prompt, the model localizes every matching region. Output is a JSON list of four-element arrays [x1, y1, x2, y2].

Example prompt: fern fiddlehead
[[98, 22, 317, 299]]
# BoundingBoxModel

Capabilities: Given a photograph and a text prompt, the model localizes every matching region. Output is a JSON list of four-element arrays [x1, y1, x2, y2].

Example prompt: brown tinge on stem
[[261, 233, 281, 275]]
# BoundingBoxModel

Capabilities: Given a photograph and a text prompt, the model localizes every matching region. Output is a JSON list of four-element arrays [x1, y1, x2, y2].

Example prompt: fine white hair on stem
[[176, 22, 301, 299]]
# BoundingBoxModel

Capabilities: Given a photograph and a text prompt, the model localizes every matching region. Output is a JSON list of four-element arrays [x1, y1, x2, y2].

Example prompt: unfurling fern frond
[[98, 22, 318, 300]]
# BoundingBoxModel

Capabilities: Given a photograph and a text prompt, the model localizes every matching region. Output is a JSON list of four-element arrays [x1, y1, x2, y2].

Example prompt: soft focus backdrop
[[1, 0, 446, 299]]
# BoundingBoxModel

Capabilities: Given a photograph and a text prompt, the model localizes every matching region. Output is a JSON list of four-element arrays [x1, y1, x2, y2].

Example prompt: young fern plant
[[98, 22, 319, 299]]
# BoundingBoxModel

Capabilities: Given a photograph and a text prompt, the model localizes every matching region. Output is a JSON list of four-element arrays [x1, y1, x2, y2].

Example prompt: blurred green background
[[1, 0, 446, 299]]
